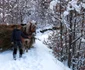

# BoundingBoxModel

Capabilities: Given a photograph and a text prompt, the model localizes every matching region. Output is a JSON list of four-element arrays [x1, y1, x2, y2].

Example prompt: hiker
[[11, 25, 30, 60], [22, 20, 37, 52]]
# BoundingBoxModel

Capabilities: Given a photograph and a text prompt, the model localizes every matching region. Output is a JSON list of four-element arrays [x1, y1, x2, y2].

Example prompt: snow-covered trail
[[0, 31, 71, 70]]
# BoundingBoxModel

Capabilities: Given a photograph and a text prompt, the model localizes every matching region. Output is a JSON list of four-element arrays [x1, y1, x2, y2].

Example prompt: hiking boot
[[13, 54, 16, 60], [13, 57, 16, 60], [19, 55, 22, 58]]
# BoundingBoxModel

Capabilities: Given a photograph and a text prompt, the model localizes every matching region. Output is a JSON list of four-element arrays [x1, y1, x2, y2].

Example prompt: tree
[[48, 0, 85, 70]]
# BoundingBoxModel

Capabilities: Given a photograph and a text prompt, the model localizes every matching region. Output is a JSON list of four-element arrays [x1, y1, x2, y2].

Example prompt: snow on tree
[[47, 0, 85, 70]]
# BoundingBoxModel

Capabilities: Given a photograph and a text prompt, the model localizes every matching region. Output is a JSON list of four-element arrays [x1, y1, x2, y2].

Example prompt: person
[[11, 25, 30, 60]]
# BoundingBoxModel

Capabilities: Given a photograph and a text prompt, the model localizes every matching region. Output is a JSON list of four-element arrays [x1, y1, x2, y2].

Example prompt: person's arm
[[11, 30, 15, 44]]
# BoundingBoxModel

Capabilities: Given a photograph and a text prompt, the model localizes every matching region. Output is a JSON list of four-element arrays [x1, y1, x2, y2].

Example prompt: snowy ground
[[0, 30, 71, 70]]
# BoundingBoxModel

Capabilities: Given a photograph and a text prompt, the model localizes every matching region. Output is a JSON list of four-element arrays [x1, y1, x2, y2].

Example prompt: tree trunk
[[60, 0, 63, 59], [68, 10, 73, 68], [3, 0, 5, 24]]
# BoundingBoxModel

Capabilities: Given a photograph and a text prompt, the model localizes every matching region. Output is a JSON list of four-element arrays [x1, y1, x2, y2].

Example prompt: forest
[[0, 0, 85, 70]]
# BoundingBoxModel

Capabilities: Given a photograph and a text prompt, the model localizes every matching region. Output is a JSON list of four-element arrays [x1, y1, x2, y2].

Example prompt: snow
[[31, 20, 36, 25], [0, 29, 71, 70], [49, 0, 85, 30], [0, 13, 3, 18], [52, 17, 56, 22], [49, 0, 58, 11], [50, 0, 84, 15], [82, 3, 85, 8], [63, 11, 69, 17], [81, 38, 85, 42], [69, 0, 81, 13]]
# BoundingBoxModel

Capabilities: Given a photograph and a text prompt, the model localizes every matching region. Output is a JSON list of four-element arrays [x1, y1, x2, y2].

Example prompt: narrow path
[[0, 32, 71, 70]]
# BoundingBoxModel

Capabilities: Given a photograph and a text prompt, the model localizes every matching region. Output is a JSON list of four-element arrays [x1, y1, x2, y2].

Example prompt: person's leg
[[13, 42, 17, 60], [19, 48, 23, 58], [13, 48, 17, 60], [18, 41, 23, 58]]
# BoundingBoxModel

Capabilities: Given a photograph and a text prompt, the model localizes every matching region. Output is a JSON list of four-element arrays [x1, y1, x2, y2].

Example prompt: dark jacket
[[11, 29, 28, 42]]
